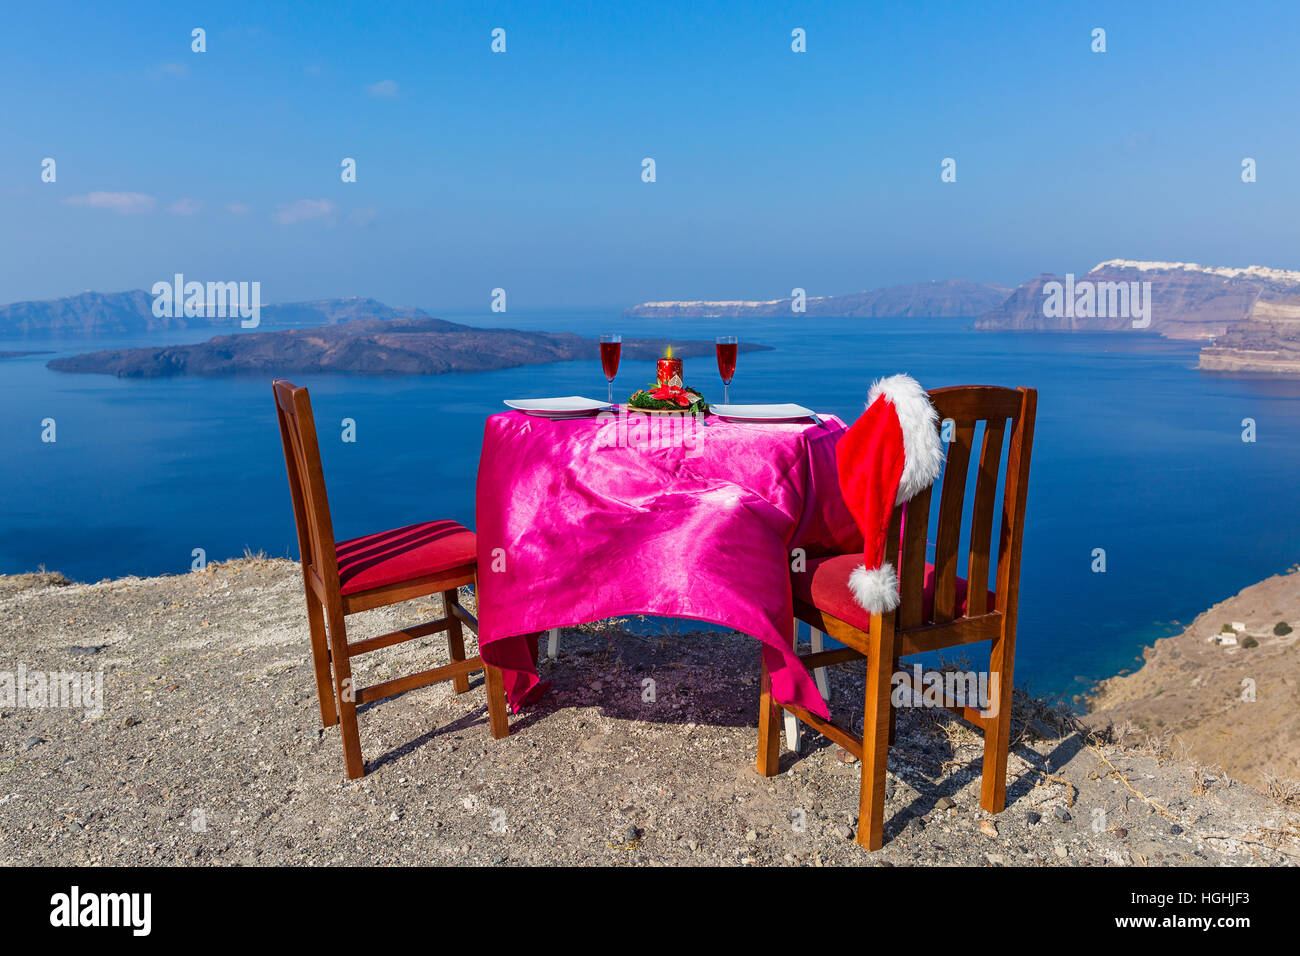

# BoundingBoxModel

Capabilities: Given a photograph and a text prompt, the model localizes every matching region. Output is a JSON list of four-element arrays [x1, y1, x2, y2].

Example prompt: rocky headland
[[1086, 567, 1300, 792]]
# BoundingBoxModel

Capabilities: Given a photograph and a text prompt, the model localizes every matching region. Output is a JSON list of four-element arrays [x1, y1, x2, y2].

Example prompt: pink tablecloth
[[474, 409, 863, 720]]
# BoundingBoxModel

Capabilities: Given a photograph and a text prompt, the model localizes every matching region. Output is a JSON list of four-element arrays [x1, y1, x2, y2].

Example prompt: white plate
[[504, 396, 613, 418], [711, 403, 818, 421]]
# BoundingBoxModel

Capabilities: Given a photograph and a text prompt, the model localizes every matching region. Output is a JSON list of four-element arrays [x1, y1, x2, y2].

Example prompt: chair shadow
[[351, 627, 1085, 818], [359, 672, 497, 774], [512, 631, 769, 731], [880, 728, 1089, 842]]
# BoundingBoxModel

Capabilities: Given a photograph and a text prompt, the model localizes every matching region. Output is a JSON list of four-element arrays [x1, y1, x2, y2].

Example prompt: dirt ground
[[1, 559, 1296, 866]]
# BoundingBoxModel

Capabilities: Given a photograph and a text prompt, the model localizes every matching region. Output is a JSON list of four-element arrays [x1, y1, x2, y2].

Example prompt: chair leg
[[484, 663, 510, 739], [546, 628, 560, 660], [856, 614, 894, 851], [980, 627, 1018, 813], [756, 649, 781, 776], [784, 616, 802, 753], [324, 605, 365, 779], [810, 626, 831, 702], [443, 589, 470, 694], [305, 593, 337, 727]]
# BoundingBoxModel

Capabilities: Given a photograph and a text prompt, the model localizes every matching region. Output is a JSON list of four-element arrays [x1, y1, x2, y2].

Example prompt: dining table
[[474, 407, 864, 722]]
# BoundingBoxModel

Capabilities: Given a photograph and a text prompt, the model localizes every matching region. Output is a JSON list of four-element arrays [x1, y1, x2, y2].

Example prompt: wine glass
[[600, 333, 621, 405], [715, 335, 737, 405]]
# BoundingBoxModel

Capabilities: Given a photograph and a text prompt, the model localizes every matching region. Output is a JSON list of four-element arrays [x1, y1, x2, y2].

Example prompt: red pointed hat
[[835, 374, 944, 613]]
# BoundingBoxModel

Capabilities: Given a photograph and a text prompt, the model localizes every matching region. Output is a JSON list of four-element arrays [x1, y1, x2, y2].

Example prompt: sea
[[3, 308, 1299, 707]]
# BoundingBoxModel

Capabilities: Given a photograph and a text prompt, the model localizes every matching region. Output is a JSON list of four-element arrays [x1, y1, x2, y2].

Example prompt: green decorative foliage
[[627, 383, 709, 414]]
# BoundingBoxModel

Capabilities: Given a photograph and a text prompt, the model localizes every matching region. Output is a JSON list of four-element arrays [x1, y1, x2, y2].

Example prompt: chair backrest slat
[[272, 380, 342, 595], [883, 505, 903, 614], [995, 389, 1037, 620], [890, 385, 1036, 631], [897, 486, 931, 630], [965, 418, 1006, 617], [931, 420, 974, 624]]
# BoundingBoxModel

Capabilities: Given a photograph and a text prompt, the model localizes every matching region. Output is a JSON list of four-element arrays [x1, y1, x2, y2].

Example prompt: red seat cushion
[[792, 553, 991, 632], [335, 520, 476, 596]]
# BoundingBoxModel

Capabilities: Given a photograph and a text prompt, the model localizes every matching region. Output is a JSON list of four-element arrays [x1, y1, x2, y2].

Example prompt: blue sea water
[[2, 308, 1299, 706]]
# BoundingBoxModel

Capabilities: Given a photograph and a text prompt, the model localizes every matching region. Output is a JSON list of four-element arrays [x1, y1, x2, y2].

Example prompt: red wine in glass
[[600, 333, 621, 405], [716, 336, 737, 404]]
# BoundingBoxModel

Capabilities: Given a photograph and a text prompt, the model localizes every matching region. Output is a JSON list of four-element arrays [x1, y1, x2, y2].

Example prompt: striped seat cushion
[[335, 520, 476, 596]]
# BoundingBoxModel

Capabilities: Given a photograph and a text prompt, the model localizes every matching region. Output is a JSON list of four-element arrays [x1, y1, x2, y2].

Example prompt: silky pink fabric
[[474, 410, 863, 719]]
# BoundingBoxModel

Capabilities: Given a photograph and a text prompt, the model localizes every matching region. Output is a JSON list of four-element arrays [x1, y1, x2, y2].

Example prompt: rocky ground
[[1, 559, 1297, 867]]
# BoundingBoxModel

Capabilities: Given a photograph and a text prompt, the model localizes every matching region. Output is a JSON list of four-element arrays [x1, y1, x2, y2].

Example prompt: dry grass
[[1261, 773, 1300, 807], [0, 568, 72, 598]]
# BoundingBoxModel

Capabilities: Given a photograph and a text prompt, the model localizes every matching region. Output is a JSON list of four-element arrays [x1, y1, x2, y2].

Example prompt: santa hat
[[835, 374, 944, 613]]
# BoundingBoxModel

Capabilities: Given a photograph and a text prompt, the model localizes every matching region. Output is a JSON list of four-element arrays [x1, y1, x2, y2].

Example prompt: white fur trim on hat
[[848, 562, 900, 614], [867, 373, 944, 504]]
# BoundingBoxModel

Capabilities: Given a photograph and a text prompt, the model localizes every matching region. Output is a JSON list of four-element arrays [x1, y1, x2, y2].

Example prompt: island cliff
[[977, 260, 1300, 374], [623, 279, 1011, 319]]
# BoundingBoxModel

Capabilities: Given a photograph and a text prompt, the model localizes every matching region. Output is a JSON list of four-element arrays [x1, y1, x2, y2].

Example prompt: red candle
[[656, 348, 683, 387]]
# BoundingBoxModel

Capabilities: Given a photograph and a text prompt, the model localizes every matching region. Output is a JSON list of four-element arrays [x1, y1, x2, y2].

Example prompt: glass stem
[[723, 383, 729, 405], [608, 380, 613, 405]]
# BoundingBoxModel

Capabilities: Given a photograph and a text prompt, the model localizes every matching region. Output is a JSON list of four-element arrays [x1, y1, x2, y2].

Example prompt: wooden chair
[[272, 379, 510, 779], [758, 385, 1037, 849]]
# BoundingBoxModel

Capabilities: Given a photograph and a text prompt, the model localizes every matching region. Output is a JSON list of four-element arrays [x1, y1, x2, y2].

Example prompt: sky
[[2, 0, 1298, 311]]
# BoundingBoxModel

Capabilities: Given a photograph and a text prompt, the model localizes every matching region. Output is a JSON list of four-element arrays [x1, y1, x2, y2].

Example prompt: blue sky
[[2, 0, 1297, 310]]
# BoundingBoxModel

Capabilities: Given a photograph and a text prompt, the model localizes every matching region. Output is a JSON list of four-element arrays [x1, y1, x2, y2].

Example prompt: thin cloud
[[349, 206, 377, 227], [225, 201, 252, 216], [366, 79, 398, 98], [63, 192, 156, 214], [272, 198, 337, 225], [157, 62, 189, 77], [167, 198, 203, 215]]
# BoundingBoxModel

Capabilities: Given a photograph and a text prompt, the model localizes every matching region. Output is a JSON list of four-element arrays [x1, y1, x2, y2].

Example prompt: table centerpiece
[[627, 345, 709, 414]]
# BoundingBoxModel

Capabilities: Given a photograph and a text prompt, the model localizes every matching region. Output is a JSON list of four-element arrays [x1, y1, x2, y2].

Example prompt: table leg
[[784, 616, 802, 753], [810, 627, 831, 702]]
